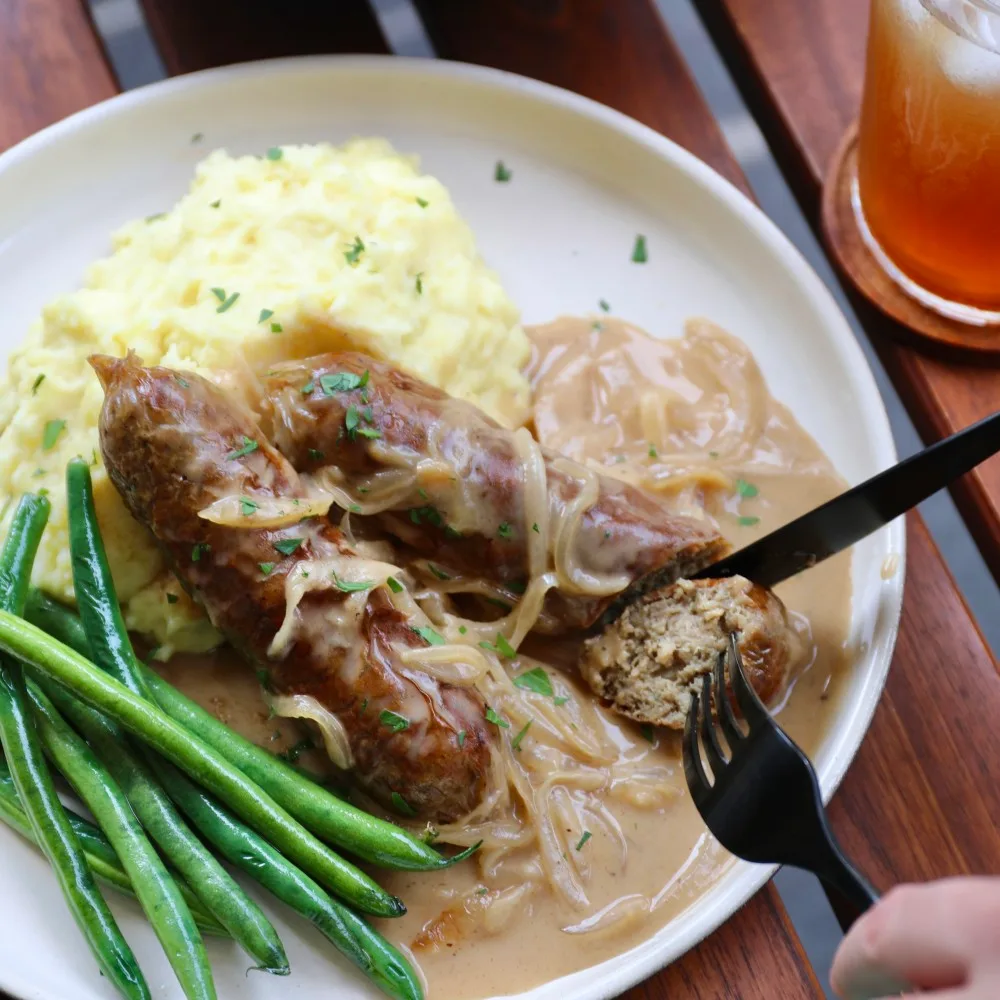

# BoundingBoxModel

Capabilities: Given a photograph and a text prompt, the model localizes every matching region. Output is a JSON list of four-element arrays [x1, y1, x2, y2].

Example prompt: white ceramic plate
[[0, 56, 903, 1000]]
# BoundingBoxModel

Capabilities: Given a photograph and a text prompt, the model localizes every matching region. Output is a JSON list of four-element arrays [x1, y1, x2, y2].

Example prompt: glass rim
[[920, 0, 1000, 54]]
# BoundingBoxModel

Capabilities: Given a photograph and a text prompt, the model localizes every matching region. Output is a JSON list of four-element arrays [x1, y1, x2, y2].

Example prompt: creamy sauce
[[159, 315, 852, 999]]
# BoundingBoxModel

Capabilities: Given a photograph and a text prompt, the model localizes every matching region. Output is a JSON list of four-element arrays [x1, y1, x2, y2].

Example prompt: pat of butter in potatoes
[[0, 138, 529, 652]]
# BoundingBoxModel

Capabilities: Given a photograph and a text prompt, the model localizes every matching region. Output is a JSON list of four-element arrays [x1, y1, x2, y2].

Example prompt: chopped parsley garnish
[[166, 593, 179, 604], [191, 132, 204, 144], [258, 308, 274, 323], [457, 730, 467, 747], [648, 444, 658, 458], [415, 272, 423, 295], [532, 522, 540, 533], [640, 723, 656, 743], [479, 632, 517, 659], [191, 542, 210, 562], [476, 886, 488, 896], [735, 478, 759, 498], [417, 487, 429, 500], [410, 505, 444, 528], [349, 504, 361, 513], [41, 419, 65, 451], [174, 374, 190, 388], [386, 576, 404, 594], [344, 235, 365, 265], [273, 537, 304, 556], [738, 515, 761, 527], [320, 370, 369, 395], [553, 696, 569, 707], [31, 374, 45, 394], [412, 625, 445, 646], [226, 436, 259, 460], [512, 720, 532, 751], [332, 572, 373, 593], [278, 737, 314, 763], [359, 698, 368, 714], [265, 147, 284, 161], [592, 321, 603, 332], [458, 626, 468, 635], [428, 564, 451, 581], [301, 381, 314, 395], [258, 562, 276, 576], [615, 455, 626, 463], [444, 525, 462, 540], [497, 522, 513, 540], [239, 496, 259, 516], [709, 450, 720, 459], [391, 792, 418, 817], [575, 831, 592, 851], [494, 160, 512, 182], [485, 707, 510, 729], [210, 199, 221, 208], [599, 299, 611, 312], [416, 197, 429, 208], [211, 287, 226, 302], [356, 426, 382, 440], [216, 291, 240, 313], [513, 667, 553, 697], [380, 710, 410, 733], [604, 530, 611, 540], [271, 322, 283, 333], [308, 448, 324, 461], [631, 234, 648, 263], [145, 213, 165, 222], [508, 579, 526, 595], [345, 406, 359, 436], [255, 667, 271, 691]]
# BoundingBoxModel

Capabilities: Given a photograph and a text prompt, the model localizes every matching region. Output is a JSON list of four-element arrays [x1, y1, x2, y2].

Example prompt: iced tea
[[856, 0, 1000, 320]]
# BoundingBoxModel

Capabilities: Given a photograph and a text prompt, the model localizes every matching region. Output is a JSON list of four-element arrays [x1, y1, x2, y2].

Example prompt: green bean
[[0, 497, 147, 1000], [48, 683, 288, 973], [63, 460, 288, 973], [0, 756, 227, 936], [26, 589, 476, 873], [27, 683, 215, 1000], [0, 612, 404, 918], [151, 756, 423, 1000]]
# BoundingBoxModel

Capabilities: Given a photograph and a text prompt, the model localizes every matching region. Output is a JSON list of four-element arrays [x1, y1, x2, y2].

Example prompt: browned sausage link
[[91, 353, 491, 824], [261, 353, 730, 630]]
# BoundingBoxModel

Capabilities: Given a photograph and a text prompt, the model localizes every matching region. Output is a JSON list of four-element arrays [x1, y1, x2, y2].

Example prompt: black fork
[[683, 633, 878, 922]]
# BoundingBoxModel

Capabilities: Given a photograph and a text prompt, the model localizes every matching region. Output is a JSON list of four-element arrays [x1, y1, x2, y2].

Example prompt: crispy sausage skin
[[91, 353, 491, 823], [261, 353, 730, 630]]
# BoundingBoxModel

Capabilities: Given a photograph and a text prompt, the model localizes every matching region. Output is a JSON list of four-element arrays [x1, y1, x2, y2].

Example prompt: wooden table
[[2, 1, 999, 998]]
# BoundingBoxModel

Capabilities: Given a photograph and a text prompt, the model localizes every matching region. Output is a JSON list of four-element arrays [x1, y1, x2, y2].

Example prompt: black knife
[[692, 409, 1000, 589]]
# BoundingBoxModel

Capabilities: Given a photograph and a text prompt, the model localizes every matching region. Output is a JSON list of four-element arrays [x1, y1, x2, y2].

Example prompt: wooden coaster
[[821, 123, 1000, 356]]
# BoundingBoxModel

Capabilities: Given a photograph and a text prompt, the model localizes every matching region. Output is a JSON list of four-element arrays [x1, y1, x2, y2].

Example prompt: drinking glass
[[855, 0, 1000, 325]]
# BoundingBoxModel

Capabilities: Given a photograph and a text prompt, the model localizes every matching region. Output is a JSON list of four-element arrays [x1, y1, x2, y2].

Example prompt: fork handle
[[816, 848, 879, 927]]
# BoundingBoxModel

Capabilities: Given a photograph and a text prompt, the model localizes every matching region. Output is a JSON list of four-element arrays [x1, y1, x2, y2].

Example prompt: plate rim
[[0, 53, 905, 1000]]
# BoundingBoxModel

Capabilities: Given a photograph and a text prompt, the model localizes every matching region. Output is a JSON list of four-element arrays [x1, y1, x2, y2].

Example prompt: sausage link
[[91, 353, 491, 824]]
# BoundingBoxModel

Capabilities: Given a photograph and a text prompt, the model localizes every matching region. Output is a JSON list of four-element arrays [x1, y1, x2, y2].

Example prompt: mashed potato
[[0, 139, 530, 653]]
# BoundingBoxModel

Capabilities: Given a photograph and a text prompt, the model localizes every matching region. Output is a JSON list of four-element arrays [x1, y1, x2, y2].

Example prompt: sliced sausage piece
[[578, 576, 801, 729], [91, 352, 491, 823], [260, 353, 730, 631]]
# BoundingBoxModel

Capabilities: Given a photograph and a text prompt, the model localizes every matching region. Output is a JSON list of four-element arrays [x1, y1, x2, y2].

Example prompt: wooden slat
[[412, 0, 748, 193], [621, 884, 823, 999], [0, 0, 117, 152], [140, 0, 389, 76], [693, 0, 1000, 585]]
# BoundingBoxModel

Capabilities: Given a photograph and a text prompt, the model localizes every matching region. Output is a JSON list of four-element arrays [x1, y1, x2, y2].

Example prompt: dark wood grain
[[412, 0, 748, 193], [140, 0, 389, 76], [693, 0, 1000, 584], [0, 0, 117, 152], [621, 884, 823, 999]]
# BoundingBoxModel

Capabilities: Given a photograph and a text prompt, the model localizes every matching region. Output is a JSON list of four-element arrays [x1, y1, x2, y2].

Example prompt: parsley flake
[[41, 419, 65, 451], [709, 450, 720, 459], [648, 444, 658, 458], [513, 667, 553, 697], [512, 720, 532, 751], [145, 213, 165, 222], [271, 322, 283, 333], [308, 448, 324, 461], [415, 272, 423, 295], [380, 710, 410, 733], [226, 436, 259, 460], [278, 737, 315, 763], [494, 160, 512, 182], [332, 572, 373, 593], [458, 626, 468, 635], [738, 515, 761, 527], [258, 308, 274, 324], [428, 564, 451, 581], [416, 197, 429, 208], [412, 625, 445, 646], [631, 234, 648, 263], [553, 696, 570, 707], [166, 593, 179, 604], [191, 542, 210, 562], [210, 199, 221, 208], [457, 730, 467, 747], [575, 831, 592, 851], [321, 371, 369, 395], [210, 287, 226, 302], [265, 147, 283, 161], [497, 522, 513, 540], [386, 577, 404, 594], [344, 236, 365, 265], [31, 374, 45, 395], [410, 505, 444, 528], [216, 291, 240, 313], [391, 792, 418, 817], [191, 132, 204, 144], [258, 562, 276, 576], [273, 538, 304, 556], [239, 496, 259, 516], [735, 478, 759, 498], [532, 522, 540, 533], [174, 374, 190, 388], [485, 707, 510, 729], [640, 724, 656, 743], [599, 299, 611, 312]]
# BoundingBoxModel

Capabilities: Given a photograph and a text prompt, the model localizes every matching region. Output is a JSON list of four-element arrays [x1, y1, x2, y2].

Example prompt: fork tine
[[727, 632, 770, 726], [698, 672, 729, 776], [714, 648, 746, 747], [683, 689, 711, 801]]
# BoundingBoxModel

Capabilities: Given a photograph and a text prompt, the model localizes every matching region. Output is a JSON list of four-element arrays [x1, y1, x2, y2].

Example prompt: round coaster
[[820, 124, 1000, 356]]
